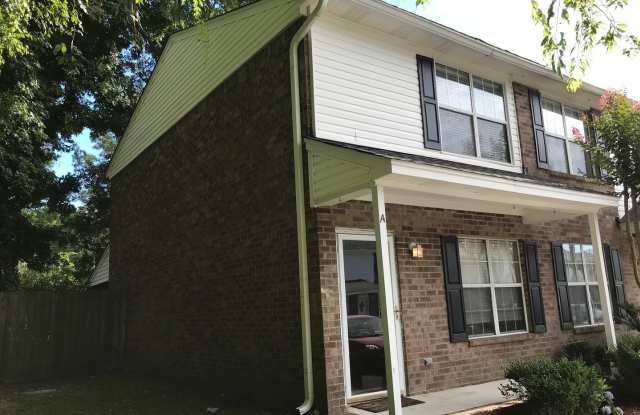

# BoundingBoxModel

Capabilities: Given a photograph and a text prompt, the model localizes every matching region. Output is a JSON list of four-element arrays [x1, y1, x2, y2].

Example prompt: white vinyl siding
[[88, 246, 109, 287], [310, 13, 522, 173]]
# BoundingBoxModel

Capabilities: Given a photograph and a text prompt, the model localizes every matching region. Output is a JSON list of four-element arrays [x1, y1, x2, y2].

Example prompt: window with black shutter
[[529, 89, 593, 177], [441, 236, 530, 342], [417, 57, 512, 163]]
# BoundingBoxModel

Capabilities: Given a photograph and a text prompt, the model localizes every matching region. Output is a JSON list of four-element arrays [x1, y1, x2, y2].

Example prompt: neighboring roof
[[88, 246, 110, 287], [307, 137, 613, 197], [106, 0, 302, 178]]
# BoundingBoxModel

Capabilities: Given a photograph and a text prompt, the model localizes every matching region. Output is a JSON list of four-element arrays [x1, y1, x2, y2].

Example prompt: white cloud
[[385, 0, 640, 99]]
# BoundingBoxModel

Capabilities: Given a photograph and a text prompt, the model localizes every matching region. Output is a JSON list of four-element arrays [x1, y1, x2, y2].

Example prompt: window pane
[[463, 287, 495, 336], [478, 119, 510, 163], [473, 77, 505, 120], [436, 64, 472, 112], [495, 287, 526, 333], [440, 109, 476, 156], [563, 244, 585, 283], [589, 286, 603, 324], [568, 142, 588, 176], [488, 240, 520, 284], [460, 239, 490, 284], [568, 286, 590, 326], [542, 98, 565, 136], [582, 245, 597, 282], [546, 135, 568, 173], [565, 107, 586, 140]]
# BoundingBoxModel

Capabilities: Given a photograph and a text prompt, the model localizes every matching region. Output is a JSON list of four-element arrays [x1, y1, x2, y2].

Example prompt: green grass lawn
[[0, 373, 274, 415]]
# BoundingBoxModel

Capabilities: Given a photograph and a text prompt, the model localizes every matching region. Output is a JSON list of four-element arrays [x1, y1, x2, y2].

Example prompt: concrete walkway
[[347, 380, 510, 415]]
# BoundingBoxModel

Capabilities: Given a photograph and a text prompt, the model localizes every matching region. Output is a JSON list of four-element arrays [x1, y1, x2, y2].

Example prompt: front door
[[337, 231, 405, 399]]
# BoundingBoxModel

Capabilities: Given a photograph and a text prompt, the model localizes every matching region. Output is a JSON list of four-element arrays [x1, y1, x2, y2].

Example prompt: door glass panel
[[343, 239, 386, 395]]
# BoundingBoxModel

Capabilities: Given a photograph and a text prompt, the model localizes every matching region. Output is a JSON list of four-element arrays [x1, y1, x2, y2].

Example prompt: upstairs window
[[435, 64, 511, 163], [541, 99, 589, 176]]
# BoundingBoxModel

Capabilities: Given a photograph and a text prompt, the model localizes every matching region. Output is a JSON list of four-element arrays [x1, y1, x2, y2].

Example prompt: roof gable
[[107, 0, 301, 178]]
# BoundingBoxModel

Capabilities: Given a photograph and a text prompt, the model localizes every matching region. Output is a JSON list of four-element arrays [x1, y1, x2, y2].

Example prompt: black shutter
[[441, 235, 468, 342], [522, 240, 546, 333], [528, 89, 549, 169], [551, 242, 573, 330], [417, 56, 441, 150], [604, 244, 626, 319], [585, 111, 598, 177]]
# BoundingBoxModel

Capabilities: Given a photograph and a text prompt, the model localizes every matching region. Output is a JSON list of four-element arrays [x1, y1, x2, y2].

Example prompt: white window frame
[[563, 243, 604, 328], [434, 63, 514, 166], [459, 237, 529, 338], [540, 97, 590, 177]]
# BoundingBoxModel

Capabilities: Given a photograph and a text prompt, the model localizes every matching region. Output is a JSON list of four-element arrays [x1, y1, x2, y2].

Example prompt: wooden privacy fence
[[0, 291, 125, 383]]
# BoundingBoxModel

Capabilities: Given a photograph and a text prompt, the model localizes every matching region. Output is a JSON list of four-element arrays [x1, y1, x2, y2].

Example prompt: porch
[[345, 380, 511, 415], [306, 138, 620, 415]]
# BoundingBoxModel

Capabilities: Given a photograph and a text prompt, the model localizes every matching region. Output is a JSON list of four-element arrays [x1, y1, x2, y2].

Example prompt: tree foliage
[[581, 91, 640, 287], [0, 0, 252, 289], [531, 0, 640, 91]]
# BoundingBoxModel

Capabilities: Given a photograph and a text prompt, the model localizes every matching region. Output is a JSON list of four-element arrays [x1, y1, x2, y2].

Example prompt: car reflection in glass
[[348, 315, 386, 394]]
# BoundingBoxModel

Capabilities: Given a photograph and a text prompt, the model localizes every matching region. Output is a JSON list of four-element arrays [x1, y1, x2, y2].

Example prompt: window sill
[[573, 325, 605, 335], [469, 332, 533, 347]]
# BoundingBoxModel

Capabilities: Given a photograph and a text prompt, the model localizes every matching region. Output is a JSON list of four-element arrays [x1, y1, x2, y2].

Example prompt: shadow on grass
[[0, 372, 276, 415]]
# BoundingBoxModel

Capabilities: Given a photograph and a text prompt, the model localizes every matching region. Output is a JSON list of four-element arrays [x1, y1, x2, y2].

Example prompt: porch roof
[[305, 138, 619, 224]]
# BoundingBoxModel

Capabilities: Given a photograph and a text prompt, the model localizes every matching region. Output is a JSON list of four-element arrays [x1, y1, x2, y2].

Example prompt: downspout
[[290, 0, 327, 414]]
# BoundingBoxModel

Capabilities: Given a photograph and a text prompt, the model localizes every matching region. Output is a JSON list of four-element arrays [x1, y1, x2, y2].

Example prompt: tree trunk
[[628, 189, 640, 289]]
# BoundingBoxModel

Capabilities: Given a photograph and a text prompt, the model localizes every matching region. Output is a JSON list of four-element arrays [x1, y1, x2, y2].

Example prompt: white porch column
[[588, 212, 617, 349], [371, 183, 402, 415]]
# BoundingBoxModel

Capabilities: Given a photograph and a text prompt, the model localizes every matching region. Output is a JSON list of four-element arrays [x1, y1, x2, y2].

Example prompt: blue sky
[[52, 0, 640, 177], [52, 129, 101, 177]]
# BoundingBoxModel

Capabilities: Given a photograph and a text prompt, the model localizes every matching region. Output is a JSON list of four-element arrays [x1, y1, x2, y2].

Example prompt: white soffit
[[306, 139, 618, 222], [107, 0, 301, 178]]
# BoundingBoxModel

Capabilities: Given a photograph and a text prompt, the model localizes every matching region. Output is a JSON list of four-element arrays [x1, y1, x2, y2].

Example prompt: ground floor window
[[562, 243, 603, 326], [459, 238, 528, 337]]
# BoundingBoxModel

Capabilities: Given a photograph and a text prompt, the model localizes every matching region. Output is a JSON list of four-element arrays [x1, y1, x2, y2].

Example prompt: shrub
[[500, 357, 607, 415], [614, 334, 640, 398], [619, 303, 640, 332], [562, 341, 613, 377]]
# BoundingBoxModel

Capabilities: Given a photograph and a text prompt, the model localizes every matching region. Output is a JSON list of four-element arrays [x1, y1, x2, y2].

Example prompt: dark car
[[347, 315, 386, 393]]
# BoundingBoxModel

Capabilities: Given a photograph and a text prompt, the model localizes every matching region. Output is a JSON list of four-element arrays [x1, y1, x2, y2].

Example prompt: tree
[[581, 91, 640, 288], [0, 1, 253, 289]]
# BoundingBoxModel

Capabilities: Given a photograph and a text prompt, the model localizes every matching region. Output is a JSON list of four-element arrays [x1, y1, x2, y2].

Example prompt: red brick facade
[[109, 22, 325, 411], [108, 20, 637, 415], [311, 202, 639, 414]]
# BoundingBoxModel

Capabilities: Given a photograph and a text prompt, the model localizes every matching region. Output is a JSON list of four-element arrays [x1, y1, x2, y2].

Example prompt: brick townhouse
[[104, 0, 639, 414]]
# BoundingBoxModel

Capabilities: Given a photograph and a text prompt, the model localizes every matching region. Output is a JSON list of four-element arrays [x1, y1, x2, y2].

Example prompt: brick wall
[[513, 83, 611, 194], [109, 22, 327, 411], [311, 202, 639, 415]]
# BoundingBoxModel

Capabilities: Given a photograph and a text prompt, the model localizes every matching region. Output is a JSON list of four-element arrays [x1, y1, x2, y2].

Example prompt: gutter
[[290, 0, 328, 414]]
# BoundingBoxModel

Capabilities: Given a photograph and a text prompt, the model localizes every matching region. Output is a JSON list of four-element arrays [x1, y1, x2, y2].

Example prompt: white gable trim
[[107, 0, 302, 178]]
